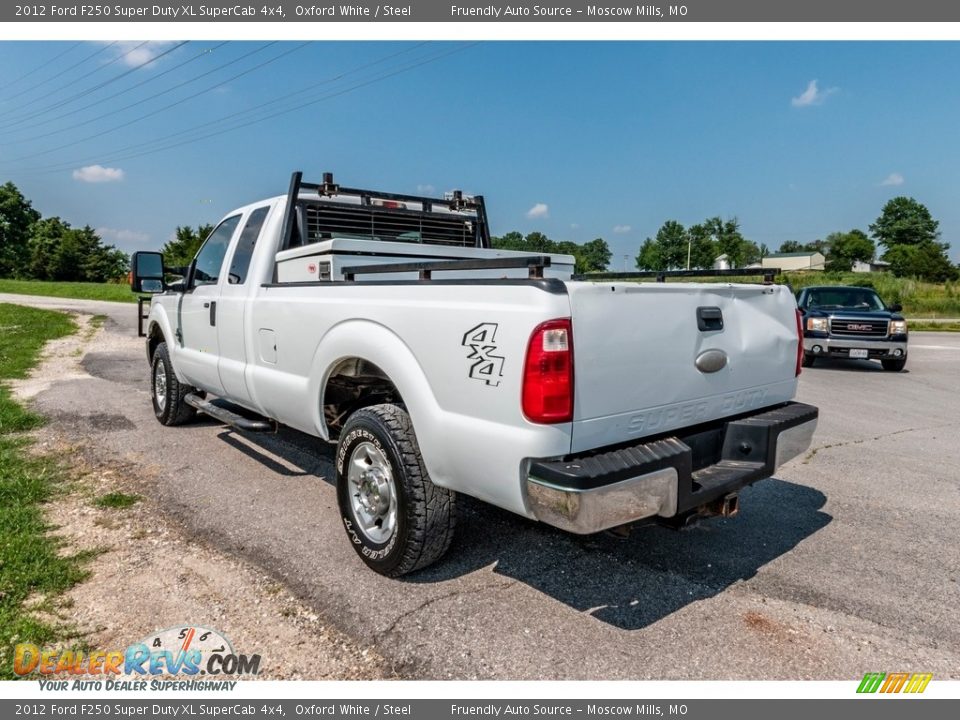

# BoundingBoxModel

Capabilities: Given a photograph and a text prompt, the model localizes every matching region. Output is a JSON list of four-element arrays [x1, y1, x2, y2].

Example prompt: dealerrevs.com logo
[[857, 672, 932, 694], [15, 626, 260, 691]]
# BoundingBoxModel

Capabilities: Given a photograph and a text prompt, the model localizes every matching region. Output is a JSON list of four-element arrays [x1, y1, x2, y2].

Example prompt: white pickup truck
[[131, 172, 818, 577]]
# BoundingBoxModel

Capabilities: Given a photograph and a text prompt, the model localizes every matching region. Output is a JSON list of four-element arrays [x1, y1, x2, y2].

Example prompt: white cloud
[[526, 203, 549, 219], [791, 79, 838, 107], [880, 172, 905, 186], [416, 184, 435, 194], [96, 227, 150, 249], [613, 225, 632, 234], [570, 223, 580, 230], [112, 41, 176, 68], [72, 165, 125, 183]]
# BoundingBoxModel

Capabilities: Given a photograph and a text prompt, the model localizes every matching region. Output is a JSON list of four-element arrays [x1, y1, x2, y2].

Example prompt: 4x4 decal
[[462, 323, 505, 387]]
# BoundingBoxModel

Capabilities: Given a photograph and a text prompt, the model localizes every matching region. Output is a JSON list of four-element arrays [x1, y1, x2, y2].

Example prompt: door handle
[[208, 301, 217, 326], [696, 306, 723, 331]]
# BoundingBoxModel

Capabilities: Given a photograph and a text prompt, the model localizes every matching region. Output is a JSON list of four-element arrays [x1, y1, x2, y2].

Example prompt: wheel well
[[147, 324, 164, 363], [323, 358, 403, 439]]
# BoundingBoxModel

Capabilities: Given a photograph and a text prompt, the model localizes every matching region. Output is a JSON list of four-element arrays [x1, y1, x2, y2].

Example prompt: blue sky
[[1, 41, 958, 266]]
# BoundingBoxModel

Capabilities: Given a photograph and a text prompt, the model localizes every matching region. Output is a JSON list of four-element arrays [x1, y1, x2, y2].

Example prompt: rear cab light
[[522, 318, 574, 423]]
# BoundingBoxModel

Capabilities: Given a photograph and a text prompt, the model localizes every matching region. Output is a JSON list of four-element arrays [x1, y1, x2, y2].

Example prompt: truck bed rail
[[341, 255, 553, 281], [574, 268, 782, 283]]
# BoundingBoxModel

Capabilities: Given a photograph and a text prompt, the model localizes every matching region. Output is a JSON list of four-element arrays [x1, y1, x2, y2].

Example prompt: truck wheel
[[881, 357, 907, 372], [151, 342, 197, 426], [801, 353, 816, 368], [336, 404, 456, 577]]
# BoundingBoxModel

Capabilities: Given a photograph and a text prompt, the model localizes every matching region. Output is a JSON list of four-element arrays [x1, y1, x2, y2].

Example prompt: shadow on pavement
[[217, 424, 831, 631]]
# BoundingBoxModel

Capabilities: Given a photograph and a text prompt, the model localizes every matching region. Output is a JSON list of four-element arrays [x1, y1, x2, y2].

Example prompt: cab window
[[193, 215, 241, 287], [228, 207, 269, 285]]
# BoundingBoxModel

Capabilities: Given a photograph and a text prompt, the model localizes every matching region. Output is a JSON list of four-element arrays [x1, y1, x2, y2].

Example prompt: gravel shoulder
[[11, 310, 388, 680]]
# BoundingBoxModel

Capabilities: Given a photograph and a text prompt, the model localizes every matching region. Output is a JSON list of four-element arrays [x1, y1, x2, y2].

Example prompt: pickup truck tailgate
[[568, 281, 800, 453]]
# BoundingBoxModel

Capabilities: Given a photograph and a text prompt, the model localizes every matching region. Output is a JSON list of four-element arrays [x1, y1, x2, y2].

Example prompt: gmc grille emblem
[[846, 323, 873, 331]]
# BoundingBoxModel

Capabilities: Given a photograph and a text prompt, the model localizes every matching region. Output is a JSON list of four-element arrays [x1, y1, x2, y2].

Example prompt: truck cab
[[797, 285, 908, 371]]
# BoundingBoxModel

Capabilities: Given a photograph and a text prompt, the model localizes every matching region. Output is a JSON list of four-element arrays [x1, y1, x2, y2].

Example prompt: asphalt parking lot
[[3, 292, 959, 680]]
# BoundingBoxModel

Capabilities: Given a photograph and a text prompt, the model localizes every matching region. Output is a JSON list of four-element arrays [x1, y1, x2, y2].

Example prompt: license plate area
[[849, 348, 869, 359]]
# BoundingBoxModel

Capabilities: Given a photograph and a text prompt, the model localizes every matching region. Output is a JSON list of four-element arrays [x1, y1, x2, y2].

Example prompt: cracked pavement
[[2, 292, 959, 680]]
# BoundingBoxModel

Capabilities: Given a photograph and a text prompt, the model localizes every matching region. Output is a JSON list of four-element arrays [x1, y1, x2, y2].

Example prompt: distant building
[[713, 254, 730, 270], [762, 251, 826, 272], [852, 259, 892, 273]]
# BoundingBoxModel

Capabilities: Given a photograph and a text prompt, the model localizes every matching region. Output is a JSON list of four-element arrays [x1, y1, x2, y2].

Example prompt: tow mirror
[[130, 251, 165, 294], [889, 303, 903, 312]]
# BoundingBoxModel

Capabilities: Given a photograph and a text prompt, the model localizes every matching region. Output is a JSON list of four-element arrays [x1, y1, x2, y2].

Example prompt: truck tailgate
[[568, 281, 800, 453]]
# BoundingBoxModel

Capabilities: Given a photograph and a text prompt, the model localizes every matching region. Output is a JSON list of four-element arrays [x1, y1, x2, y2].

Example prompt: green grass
[[0, 278, 137, 304], [94, 491, 141, 509], [0, 303, 89, 680], [781, 271, 960, 319], [653, 270, 960, 319], [910, 321, 960, 332]]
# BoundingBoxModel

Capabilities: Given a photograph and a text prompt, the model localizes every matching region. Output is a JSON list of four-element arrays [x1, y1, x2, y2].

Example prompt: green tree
[[777, 240, 807, 253], [869, 197, 954, 280], [705, 217, 757, 268], [884, 241, 958, 282], [161, 224, 213, 267], [635, 238, 664, 271], [0, 181, 41, 278], [27, 217, 73, 280], [824, 229, 875, 272], [870, 196, 940, 249], [687, 223, 718, 269], [26, 219, 127, 282], [491, 230, 525, 251], [491, 231, 609, 274], [577, 238, 611, 273]]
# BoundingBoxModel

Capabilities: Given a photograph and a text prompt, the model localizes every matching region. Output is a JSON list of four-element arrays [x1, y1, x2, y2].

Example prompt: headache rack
[[279, 171, 491, 251]]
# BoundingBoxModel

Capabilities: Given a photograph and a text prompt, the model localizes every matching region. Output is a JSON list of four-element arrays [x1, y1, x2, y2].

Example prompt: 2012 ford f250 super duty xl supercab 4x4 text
[[131, 172, 819, 577]]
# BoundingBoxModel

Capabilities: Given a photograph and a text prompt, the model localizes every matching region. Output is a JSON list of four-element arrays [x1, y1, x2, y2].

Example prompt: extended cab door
[[216, 205, 272, 405], [175, 215, 242, 394]]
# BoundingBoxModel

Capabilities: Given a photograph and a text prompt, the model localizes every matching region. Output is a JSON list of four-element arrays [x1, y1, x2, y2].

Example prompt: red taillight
[[522, 318, 574, 424], [795, 308, 804, 376]]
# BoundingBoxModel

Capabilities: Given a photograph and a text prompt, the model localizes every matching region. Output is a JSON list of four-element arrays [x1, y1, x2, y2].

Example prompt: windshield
[[803, 288, 885, 311]]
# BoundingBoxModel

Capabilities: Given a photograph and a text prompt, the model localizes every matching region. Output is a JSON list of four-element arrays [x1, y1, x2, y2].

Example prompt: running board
[[184, 394, 277, 433]]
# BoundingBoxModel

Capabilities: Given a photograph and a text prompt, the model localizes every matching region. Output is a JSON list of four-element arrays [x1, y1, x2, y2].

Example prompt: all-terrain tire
[[881, 357, 907, 372], [336, 404, 457, 577], [151, 341, 197, 426]]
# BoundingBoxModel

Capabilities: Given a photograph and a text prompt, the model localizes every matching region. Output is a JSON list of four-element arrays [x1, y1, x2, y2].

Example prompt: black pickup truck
[[797, 285, 908, 371]]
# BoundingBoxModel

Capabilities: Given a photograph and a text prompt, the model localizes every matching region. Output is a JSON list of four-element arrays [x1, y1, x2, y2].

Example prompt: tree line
[[0, 182, 129, 283], [636, 197, 957, 282], [3, 178, 956, 284], [491, 232, 611, 275]]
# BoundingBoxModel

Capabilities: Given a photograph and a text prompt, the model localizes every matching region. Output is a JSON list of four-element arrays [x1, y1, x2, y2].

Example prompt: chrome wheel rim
[[153, 361, 167, 411], [347, 441, 397, 544]]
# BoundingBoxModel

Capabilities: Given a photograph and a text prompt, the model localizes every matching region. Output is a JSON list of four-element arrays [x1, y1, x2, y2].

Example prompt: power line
[[0, 42, 131, 116], [13, 42, 434, 174], [51, 42, 429, 163], [0, 42, 189, 131], [6, 42, 306, 163], [4, 43, 275, 145], [30, 43, 479, 172], [0, 42, 82, 92]]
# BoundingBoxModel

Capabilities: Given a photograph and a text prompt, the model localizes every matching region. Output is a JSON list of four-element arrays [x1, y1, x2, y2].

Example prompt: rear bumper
[[525, 402, 818, 534], [804, 336, 907, 359]]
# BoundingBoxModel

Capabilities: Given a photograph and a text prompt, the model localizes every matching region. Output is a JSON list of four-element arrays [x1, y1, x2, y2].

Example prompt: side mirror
[[130, 251, 166, 294], [889, 303, 903, 313]]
